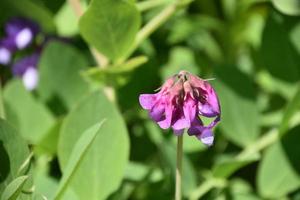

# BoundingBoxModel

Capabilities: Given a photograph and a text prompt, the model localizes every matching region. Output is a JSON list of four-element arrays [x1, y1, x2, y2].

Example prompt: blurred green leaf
[[58, 91, 129, 200], [34, 120, 62, 156], [0, 119, 30, 193], [161, 47, 199, 80], [3, 80, 55, 144], [38, 42, 89, 110], [54, 2, 82, 36], [279, 85, 300, 136], [54, 121, 105, 199], [228, 179, 260, 200], [1, 0, 55, 32], [271, 0, 300, 16], [1, 175, 28, 200], [214, 67, 260, 147], [260, 13, 300, 83], [34, 170, 79, 200], [257, 125, 300, 198], [291, 22, 300, 54], [82, 56, 148, 87], [212, 155, 259, 178], [125, 162, 150, 182], [79, 0, 141, 61]]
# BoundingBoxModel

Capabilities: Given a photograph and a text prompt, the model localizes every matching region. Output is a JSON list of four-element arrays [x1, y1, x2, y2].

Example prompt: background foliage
[[1, 0, 300, 199]]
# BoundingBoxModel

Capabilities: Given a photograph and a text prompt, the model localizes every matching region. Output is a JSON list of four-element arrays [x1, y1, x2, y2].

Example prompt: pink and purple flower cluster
[[139, 71, 221, 146]]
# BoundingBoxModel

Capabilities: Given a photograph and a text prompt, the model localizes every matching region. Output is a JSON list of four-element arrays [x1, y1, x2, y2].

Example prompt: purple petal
[[198, 83, 220, 117], [5, 17, 40, 50], [172, 117, 190, 130], [199, 103, 219, 117], [12, 53, 39, 76], [183, 95, 197, 126], [197, 128, 214, 146], [157, 103, 172, 129], [149, 104, 164, 122], [22, 67, 38, 90], [139, 94, 157, 110]]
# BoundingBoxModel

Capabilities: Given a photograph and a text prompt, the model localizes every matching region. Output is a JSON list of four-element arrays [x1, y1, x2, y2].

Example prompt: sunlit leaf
[[79, 0, 141, 60], [257, 125, 300, 198], [0, 119, 30, 193], [1, 176, 28, 200], [3, 80, 55, 144], [54, 121, 105, 199], [58, 91, 129, 200]]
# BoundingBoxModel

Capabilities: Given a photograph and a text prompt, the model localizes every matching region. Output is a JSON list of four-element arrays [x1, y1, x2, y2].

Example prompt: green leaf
[[214, 66, 260, 147], [212, 155, 259, 178], [38, 41, 89, 110], [54, 121, 105, 199], [82, 56, 148, 87], [124, 162, 150, 182], [1, 176, 28, 200], [260, 13, 300, 83], [161, 47, 200, 80], [79, 0, 141, 60], [58, 91, 130, 200], [3, 80, 55, 144], [34, 120, 62, 156], [2, 0, 55, 32], [279, 85, 300, 136], [54, 2, 82, 36], [33, 169, 79, 200], [271, 0, 300, 16], [257, 125, 300, 198], [228, 179, 260, 200], [0, 119, 30, 193]]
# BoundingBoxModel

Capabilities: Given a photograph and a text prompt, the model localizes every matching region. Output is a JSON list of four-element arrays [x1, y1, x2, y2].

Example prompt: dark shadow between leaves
[[281, 125, 300, 176], [0, 140, 10, 182], [215, 66, 256, 100]]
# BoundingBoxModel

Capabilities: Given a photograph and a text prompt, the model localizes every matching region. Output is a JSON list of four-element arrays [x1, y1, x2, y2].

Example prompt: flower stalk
[[175, 135, 183, 200]]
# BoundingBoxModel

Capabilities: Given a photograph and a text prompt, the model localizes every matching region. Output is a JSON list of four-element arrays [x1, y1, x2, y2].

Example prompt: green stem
[[175, 135, 183, 200]]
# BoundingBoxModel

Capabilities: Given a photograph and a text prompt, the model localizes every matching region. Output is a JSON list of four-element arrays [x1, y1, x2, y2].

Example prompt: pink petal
[[157, 103, 172, 129], [199, 82, 220, 117], [139, 94, 157, 110], [183, 95, 197, 126]]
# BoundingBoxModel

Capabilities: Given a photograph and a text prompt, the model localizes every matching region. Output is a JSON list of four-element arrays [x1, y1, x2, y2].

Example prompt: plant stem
[[67, 0, 115, 101], [175, 135, 183, 200]]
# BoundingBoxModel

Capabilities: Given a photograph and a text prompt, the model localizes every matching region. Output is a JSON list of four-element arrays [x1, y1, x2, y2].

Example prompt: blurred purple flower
[[5, 17, 40, 50], [139, 71, 221, 146], [13, 53, 39, 91], [0, 38, 15, 65]]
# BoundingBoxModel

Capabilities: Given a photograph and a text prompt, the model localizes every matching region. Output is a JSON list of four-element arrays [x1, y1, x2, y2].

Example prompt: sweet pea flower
[[12, 53, 39, 91], [5, 17, 40, 50], [139, 71, 221, 146]]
